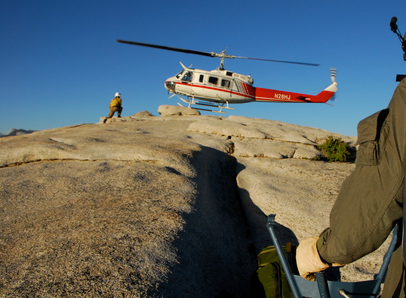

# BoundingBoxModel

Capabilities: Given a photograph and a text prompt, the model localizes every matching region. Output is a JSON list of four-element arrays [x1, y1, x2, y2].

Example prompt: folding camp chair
[[267, 214, 399, 298]]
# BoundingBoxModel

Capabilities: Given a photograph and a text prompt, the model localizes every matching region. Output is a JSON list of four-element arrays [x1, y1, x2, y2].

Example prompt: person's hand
[[296, 237, 330, 281]]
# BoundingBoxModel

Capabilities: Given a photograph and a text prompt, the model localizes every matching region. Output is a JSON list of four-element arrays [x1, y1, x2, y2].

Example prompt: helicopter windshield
[[175, 69, 184, 79]]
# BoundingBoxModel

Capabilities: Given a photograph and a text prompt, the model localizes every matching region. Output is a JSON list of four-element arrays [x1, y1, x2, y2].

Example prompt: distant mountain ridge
[[1, 128, 36, 137]]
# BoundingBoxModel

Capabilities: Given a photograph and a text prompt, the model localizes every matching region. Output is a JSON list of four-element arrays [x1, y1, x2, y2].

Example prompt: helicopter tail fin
[[310, 81, 337, 103], [301, 68, 337, 103]]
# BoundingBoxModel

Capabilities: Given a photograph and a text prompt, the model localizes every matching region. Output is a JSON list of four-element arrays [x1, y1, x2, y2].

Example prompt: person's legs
[[107, 107, 119, 118]]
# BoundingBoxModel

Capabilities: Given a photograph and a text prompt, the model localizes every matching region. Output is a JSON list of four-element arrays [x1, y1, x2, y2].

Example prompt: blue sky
[[2, 0, 406, 136]]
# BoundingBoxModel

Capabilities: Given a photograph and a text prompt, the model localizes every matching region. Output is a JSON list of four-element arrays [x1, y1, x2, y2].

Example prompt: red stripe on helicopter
[[240, 82, 255, 97]]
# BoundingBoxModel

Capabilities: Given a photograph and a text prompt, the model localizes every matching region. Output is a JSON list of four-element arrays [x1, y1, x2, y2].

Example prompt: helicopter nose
[[165, 81, 176, 93]]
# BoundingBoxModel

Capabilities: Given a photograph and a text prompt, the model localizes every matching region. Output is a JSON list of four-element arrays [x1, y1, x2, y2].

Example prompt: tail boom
[[254, 82, 337, 103]]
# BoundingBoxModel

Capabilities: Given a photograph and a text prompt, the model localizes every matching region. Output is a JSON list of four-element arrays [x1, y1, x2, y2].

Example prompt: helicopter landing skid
[[178, 97, 234, 114]]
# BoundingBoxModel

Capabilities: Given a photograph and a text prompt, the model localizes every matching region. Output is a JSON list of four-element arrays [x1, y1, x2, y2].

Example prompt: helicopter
[[117, 39, 338, 113]]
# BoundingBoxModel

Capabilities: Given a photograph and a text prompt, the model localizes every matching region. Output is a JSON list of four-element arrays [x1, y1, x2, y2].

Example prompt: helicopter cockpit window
[[199, 75, 204, 83], [208, 76, 218, 85], [181, 71, 193, 82], [221, 79, 230, 89], [176, 70, 184, 79]]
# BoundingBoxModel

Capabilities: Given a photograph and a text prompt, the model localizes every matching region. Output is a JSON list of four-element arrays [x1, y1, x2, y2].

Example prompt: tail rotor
[[330, 68, 337, 83], [330, 68, 337, 101]]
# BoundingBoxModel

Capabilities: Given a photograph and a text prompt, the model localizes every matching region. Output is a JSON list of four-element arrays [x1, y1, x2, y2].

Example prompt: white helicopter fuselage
[[165, 67, 256, 104]]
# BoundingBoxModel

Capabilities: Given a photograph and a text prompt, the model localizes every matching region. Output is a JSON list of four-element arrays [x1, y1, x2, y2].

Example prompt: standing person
[[104, 92, 123, 123], [296, 79, 406, 298]]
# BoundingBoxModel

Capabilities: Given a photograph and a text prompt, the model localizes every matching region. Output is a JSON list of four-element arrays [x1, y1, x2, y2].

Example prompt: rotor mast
[[212, 48, 231, 70]]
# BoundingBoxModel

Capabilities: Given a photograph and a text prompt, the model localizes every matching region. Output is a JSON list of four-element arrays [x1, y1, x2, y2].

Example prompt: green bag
[[256, 243, 295, 298]]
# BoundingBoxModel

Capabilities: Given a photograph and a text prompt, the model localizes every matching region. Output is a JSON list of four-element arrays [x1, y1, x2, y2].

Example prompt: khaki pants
[[107, 106, 122, 118]]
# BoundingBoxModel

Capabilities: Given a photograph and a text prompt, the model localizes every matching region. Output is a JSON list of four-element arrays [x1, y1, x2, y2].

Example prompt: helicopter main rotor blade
[[234, 56, 320, 66], [116, 39, 214, 58], [117, 39, 319, 66]]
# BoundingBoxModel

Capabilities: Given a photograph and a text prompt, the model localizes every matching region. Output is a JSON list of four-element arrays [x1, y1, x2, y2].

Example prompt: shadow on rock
[[235, 162, 299, 252], [154, 146, 256, 298]]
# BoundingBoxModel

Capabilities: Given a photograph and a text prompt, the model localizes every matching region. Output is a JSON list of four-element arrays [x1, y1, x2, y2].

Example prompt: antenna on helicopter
[[390, 17, 406, 81]]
